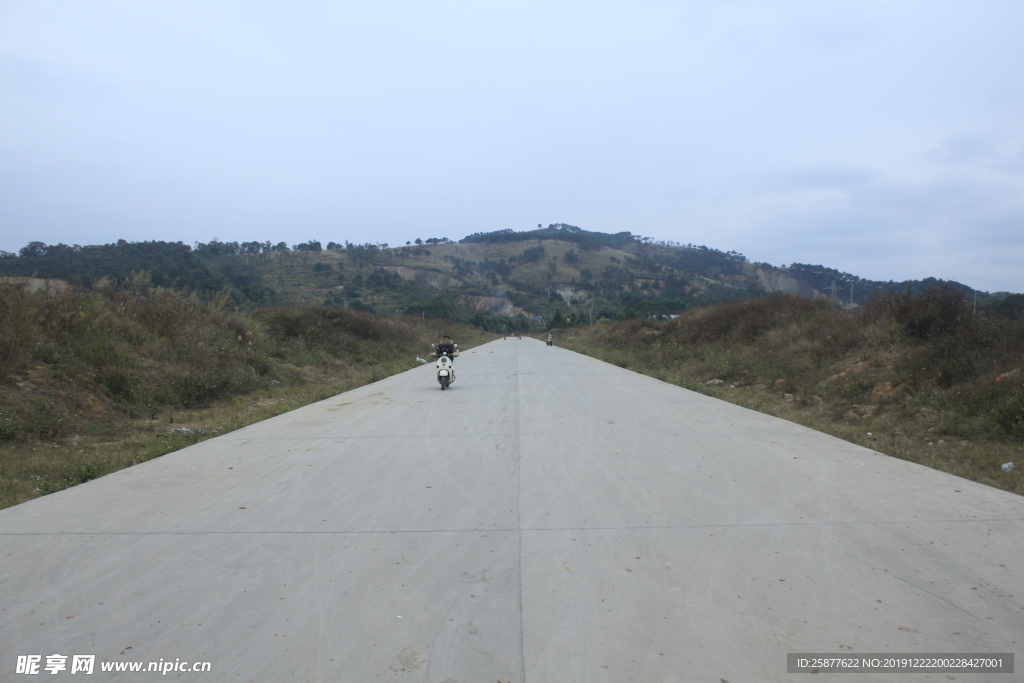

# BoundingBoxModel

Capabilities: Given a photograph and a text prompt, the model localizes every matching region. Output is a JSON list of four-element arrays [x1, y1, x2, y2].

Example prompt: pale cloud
[[704, 152, 1024, 290], [925, 130, 1024, 175]]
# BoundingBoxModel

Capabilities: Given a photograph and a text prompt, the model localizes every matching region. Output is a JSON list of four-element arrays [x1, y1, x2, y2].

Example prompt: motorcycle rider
[[435, 335, 457, 382]]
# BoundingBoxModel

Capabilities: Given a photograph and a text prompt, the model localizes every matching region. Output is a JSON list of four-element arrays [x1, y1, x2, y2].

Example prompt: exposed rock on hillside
[[754, 267, 825, 299], [556, 286, 589, 302], [458, 294, 525, 317], [383, 266, 461, 289]]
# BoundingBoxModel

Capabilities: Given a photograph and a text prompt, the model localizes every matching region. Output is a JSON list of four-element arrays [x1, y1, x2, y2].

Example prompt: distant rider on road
[[435, 335, 458, 381]]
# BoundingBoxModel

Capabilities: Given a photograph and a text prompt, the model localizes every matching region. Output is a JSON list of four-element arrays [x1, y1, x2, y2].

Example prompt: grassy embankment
[[0, 277, 491, 510], [555, 290, 1024, 495]]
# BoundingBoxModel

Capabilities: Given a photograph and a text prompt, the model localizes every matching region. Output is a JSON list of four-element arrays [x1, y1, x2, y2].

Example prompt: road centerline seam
[[5, 517, 1021, 537], [515, 338, 526, 680]]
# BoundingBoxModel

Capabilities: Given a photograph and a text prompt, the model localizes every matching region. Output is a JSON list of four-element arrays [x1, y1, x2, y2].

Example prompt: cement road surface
[[2, 338, 1022, 681]]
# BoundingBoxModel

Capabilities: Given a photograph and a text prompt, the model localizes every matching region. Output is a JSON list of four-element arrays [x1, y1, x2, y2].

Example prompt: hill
[[1, 227, 1013, 328]]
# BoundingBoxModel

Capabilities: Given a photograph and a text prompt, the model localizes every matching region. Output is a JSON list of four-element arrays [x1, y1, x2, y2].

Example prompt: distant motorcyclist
[[547, 331, 553, 346], [435, 335, 458, 382]]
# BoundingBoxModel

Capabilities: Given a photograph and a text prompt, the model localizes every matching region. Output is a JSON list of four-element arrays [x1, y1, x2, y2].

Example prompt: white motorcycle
[[431, 344, 458, 390]]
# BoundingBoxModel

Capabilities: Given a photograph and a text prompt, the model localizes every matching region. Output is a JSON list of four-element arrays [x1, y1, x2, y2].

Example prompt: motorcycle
[[430, 344, 459, 390]]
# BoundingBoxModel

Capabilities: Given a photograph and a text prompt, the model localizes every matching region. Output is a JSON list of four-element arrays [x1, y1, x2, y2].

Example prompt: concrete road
[[1, 338, 1022, 681]]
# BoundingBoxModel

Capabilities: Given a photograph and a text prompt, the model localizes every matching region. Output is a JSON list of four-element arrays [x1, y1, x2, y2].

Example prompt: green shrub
[[39, 462, 104, 495], [0, 412, 16, 440]]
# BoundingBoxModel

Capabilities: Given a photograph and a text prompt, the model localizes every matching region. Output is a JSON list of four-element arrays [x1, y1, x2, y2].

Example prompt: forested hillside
[[1, 226, 1009, 328]]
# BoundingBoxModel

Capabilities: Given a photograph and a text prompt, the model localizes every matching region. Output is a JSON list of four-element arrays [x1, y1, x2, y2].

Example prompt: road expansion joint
[[5, 515, 1022, 538]]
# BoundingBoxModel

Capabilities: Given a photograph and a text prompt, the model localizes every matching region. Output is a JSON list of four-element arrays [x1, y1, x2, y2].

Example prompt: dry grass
[[0, 279, 491, 509], [556, 291, 1024, 495]]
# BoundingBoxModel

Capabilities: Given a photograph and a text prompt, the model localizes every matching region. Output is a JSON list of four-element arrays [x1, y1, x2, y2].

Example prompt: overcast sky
[[2, 1, 1022, 291]]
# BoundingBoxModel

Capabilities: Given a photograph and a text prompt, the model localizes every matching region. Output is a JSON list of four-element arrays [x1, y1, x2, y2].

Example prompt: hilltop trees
[[2, 227, 1005, 334], [2, 240, 207, 290]]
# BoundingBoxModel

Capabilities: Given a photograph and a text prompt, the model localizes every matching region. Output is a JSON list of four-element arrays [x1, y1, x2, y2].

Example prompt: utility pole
[[974, 291, 978, 315], [850, 283, 854, 307]]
